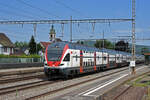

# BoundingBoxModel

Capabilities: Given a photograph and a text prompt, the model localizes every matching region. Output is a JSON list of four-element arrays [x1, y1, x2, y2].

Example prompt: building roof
[[0, 33, 14, 47], [40, 42, 51, 48], [144, 53, 150, 56]]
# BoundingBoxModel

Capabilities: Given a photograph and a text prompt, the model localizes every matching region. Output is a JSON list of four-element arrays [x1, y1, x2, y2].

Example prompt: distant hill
[[129, 44, 150, 54]]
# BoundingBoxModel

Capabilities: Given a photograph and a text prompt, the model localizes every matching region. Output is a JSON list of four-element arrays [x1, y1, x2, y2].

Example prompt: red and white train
[[44, 42, 145, 79]]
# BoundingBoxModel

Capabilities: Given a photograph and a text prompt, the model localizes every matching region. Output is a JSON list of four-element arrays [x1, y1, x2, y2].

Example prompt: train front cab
[[44, 44, 70, 79]]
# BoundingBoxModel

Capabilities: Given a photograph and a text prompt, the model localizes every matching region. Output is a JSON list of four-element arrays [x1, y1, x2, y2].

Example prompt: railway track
[[0, 72, 45, 84], [0, 64, 144, 100], [112, 85, 132, 100], [0, 80, 61, 96], [25, 67, 129, 100]]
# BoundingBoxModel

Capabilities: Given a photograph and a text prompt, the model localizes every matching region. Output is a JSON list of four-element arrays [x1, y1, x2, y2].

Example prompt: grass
[[128, 74, 150, 100], [130, 75, 150, 87], [147, 88, 150, 100], [0, 54, 41, 58]]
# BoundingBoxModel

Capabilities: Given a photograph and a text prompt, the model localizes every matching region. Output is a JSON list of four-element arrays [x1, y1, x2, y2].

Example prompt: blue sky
[[0, 0, 149, 46]]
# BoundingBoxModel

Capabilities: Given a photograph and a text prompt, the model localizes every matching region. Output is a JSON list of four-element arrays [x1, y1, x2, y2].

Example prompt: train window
[[47, 49, 63, 61], [63, 53, 70, 61], [104, 56, 107, 60], [92, 62, 94, 66], [88, 62, 90, 66], [76, 55, 78, 61], [98, 56, 100, 60], [91, 62, 93, 66], [83, 62, 85, 66], [117, 57, 119, 60]]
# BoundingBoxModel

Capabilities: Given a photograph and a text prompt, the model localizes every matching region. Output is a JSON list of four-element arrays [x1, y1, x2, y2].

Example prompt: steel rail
[[26, 67, 130, 100], [0, 73, 45, 84], [0, 80, 60, 95]]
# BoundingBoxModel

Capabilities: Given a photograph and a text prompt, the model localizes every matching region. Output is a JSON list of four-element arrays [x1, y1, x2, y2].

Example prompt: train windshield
[[47, 48, 63, 61]]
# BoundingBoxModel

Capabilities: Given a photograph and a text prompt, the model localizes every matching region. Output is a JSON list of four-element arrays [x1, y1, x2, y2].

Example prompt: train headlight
[[44, 61, 48, 65], [59, 64, 64, 66]]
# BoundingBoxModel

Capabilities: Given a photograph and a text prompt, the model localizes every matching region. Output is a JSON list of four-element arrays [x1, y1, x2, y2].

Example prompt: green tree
[[94, 40, 113, 49], [141, 47, 149, 54], [115, 41, 129, 52], [15, 41, 28, 48], [29, 35, 36, 54], [76, 41, 84, 45], [37, 43, 42, 53]]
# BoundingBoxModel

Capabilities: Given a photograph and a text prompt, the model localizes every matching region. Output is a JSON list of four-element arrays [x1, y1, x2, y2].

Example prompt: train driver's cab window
[[63, 53, 70, 61]]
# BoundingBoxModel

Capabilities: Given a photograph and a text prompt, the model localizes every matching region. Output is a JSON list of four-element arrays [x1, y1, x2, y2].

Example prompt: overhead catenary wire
[[60, 23, 64, 40], [53, 0, 88, 18], [77, 23, 82, 34], [0, 17, 10, 21], [0, 7, 37, 20], [89, 22, 96, 38], [0, 2, 50, 20], [16, 0, 61, 19], [0, 18, 133, 43]]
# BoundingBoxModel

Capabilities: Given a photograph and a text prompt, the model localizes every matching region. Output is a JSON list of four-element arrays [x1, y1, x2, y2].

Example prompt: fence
[[0, 58, 44, 63]]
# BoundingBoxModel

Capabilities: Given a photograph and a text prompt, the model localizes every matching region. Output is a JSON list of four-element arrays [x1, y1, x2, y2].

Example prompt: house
[[40, 42, 51, 52], [0, 33, 14, 55], [39, 42, 51, 57], [14, 47, 29, 55]]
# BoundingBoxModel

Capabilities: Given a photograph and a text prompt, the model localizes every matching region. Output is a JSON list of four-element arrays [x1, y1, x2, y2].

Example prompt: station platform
[[0, 67, 43, 76], [50, 65, 150, 100]]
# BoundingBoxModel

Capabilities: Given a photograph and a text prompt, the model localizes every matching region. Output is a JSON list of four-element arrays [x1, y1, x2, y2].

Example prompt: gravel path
[[116, 86, 147, 100]]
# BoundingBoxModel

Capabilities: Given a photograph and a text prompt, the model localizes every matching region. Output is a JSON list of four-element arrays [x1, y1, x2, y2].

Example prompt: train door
[[72, 50, 80, 67], [103, 53, 108, 66], [116, 54, 120, 66], [96, 52, 102, 67]]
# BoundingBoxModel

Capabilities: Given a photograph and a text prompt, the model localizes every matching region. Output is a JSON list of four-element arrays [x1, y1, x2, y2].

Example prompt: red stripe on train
[[94, 52, 97, 71], [80, 50, 83, 73]]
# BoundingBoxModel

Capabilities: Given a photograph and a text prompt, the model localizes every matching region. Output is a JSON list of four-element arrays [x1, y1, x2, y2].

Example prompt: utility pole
[[70, 16, 72, 42], [103, 30, 104, 48], [102, 31, 104, 67], [131, 0, 136, 74]]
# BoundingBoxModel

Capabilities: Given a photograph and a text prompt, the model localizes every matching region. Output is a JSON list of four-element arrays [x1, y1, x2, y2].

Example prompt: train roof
[[48, 41, 100, 52], [48, 42, 143, 57]]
